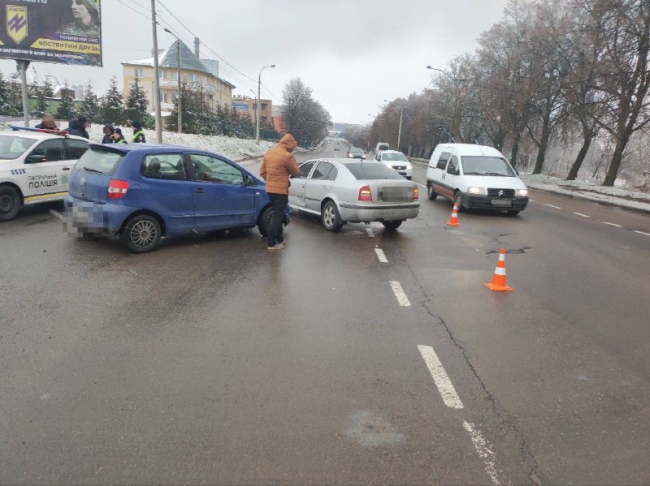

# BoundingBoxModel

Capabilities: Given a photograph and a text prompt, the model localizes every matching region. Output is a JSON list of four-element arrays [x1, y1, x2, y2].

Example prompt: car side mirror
[[514, 168, 520, 175], [26, 155, 47, 164], [244, 174, 255, 185]]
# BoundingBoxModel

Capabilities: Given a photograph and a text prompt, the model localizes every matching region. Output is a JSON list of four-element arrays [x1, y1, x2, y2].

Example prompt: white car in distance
[[374, 150, 413, 180]]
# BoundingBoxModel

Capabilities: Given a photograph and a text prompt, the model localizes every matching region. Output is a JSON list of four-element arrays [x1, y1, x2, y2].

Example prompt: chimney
[[194, 37, 200, 58]]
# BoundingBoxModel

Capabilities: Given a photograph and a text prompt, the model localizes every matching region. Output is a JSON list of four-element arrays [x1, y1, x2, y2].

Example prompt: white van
[[375, 142, 389, 153], [425, 144, 529, 215]]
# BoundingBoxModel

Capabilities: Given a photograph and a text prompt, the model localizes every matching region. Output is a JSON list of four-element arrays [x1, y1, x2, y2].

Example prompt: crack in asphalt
[[387, 231, 545, 485]]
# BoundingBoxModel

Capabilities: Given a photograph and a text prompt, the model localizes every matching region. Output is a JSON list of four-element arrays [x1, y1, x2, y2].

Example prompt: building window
[[160, 92, 168, 103], [134, 68, 143, 78], [190, 73, 198, 82], [159, 70, 166, 79], [171, 71, 179, 81], [172, 91, 178, 102]]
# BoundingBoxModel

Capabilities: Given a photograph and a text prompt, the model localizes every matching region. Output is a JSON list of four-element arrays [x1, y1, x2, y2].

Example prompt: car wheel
[[0, 185, 21, 222], [427, 182, 437, 201], [122, 214, 162, 253], [382, 220, 403, 231], [507, 210, 520, 216], [257, 206, 274, 237], [321, 201, 343, 232]]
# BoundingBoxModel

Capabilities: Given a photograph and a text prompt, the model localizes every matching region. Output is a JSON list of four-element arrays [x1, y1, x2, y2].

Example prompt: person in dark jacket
[[130, 121, 146, 143], [35, 115, 58, 130], [68, 116, 90, 139], [102, 124, 114, 143], [111, 128, 127, 144]]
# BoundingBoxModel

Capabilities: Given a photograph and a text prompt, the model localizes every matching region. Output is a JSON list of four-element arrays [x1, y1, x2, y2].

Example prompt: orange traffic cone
[[484, 249, 513, 292], [446, 203, 460, 227]]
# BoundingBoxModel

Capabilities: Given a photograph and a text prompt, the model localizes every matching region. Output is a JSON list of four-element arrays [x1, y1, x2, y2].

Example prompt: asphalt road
[[0, 142, 649, 485]]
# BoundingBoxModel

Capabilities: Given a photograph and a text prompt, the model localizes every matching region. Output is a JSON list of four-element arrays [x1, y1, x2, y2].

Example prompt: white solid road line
[[463, 421, 507, 486], [417, 345, 464, 409], [603, 222, 623, 228], [366, 227, 375, 238], [390, 281, 411, 307], [48, 209, 65, 221], [634, 230, 650, 237], [545, 204, 562, 210], [375, 248, 388, 263], [574, 212, 590, 218]]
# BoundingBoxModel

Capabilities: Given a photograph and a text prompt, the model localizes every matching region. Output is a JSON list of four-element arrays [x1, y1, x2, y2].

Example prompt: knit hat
[[131, 120, 142, 129]]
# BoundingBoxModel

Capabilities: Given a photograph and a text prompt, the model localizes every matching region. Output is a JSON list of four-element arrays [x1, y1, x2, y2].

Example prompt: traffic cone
[[446, 203, 461, 227], [484, 249, 513, 292]]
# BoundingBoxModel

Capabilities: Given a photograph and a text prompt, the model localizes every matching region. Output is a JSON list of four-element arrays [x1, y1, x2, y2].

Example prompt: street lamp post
[[256, 64, 275, 144], [164, 28, 182, 134], [427, 66, 467, 143], [385, 99, 405, 151], [150, 0, 162, 143]]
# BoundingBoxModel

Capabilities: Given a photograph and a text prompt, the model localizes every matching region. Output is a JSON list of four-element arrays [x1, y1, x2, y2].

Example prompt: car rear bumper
[[339, 203, 420, 222], [460, 193, 529, 211], [64, 195, 131, 235]]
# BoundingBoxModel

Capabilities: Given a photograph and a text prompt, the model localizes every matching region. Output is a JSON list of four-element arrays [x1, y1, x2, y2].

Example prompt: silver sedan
[[288, 158, 420, 231]]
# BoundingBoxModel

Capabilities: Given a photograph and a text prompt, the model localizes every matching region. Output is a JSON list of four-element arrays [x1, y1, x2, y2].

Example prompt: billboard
[[232, 102, 249, 111], [0, 0, 102, 66]]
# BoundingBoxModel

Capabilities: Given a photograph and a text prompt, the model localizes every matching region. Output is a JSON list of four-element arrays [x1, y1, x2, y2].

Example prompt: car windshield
[[0, 135, 37, 160], [346, 163, 404, 180], [382, 152, 408, 162], [75, 147, 124, 175], [461, 156, 516, 177], [350, 148, 363, 154]]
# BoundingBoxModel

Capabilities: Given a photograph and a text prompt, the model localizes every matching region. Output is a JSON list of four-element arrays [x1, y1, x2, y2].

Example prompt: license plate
[[492, 199, 512, 207]]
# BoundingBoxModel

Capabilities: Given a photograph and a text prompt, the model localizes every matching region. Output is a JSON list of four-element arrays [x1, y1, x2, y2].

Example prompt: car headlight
[[467, 187, 486, 195], [517, 189, 529, 197], [406, 162, 412, 170]]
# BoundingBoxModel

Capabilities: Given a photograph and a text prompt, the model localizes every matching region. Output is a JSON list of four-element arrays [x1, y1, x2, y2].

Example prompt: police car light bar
[[11, 126, 70, 137]]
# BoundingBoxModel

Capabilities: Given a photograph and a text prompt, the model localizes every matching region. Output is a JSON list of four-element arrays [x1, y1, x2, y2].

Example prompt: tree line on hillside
[[351, 0, 650, 187], [281, 78, 331, 147]]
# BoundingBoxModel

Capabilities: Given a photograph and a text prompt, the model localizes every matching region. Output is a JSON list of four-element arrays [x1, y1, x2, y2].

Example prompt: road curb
[[527, 185, 650, 215]]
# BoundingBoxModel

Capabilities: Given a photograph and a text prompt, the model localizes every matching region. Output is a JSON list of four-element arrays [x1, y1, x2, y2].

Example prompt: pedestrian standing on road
[[260, 134, 300, 250], [130, 121, 146, 143], [67, 116, 90, 139], [102, 124, 115, 144]]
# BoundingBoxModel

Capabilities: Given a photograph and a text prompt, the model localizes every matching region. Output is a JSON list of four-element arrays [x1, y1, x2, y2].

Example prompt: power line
[[115, 0, 150, 21]]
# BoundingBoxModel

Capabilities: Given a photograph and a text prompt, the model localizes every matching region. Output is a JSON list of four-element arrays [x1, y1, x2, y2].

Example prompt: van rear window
[[346, 163, 404, 180], [75, 147, 124, 175]]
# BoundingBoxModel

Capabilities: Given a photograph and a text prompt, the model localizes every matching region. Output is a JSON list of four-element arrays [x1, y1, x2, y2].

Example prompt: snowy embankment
[[520, 173, 650, 214]]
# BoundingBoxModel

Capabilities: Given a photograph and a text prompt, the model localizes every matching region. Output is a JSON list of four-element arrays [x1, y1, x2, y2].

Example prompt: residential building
[[231, 95, 273, 126], [121, 38, 235, 116], [272, 105, 286, 135]]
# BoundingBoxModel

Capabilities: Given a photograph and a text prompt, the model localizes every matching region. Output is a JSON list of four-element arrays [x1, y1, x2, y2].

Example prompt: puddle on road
[[345, 411, 406, 448]]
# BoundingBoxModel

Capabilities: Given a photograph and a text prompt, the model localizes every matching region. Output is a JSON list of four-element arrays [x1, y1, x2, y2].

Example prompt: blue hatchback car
[[64, 143, 287, 253]]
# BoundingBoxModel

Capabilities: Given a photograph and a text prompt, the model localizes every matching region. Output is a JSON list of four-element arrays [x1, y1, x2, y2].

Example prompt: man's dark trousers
[[267, 193, 288, 247]]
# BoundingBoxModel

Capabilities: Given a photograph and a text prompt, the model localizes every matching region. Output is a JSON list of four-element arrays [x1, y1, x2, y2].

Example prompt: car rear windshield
[[377, 144, 389, 150], [75, 146, 124, 175], [350, 148, 363, 154], [382, 152, 408, 162], [346, 163, 404, 180], [0, 135, 37, 160], [461, 156, 516, 177]]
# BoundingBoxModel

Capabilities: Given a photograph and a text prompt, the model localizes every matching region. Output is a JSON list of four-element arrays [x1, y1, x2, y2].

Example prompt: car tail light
[[108, 179, 129, 199], [358, 185, 372, 202], [413, 185, 419, 201]]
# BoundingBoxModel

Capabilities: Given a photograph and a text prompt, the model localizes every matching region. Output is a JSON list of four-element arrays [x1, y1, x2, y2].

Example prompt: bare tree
[[282, 78, 331, 147]]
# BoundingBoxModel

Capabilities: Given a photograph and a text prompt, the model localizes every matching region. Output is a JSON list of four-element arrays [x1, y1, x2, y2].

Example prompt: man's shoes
[[267, 243, 285, 251]]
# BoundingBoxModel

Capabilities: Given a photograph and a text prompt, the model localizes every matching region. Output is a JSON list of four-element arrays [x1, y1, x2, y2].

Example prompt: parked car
[[375, 150, 412, 180], [334, 144, 340, 151], [64, 143, 290, 253], [0, 127, 89, 221], [347, 147, 366, 159], [288, 158, 419, 232], [425, 143, 529, 215]]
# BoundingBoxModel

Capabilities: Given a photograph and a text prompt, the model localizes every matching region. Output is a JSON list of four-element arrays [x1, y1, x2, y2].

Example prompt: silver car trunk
[[367, 180, 415, 204]]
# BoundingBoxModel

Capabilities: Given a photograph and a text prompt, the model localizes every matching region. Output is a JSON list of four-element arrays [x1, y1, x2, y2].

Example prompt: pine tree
[[5, 74, 23, 117], [0, 72, 9, 116], [99, 77, 125, 125], [80, 80, 101, 123], [31, 79, 54, 116], [56, 82, 76, 120], [125, 77, 149, 125], [168, 82, 215, 134]]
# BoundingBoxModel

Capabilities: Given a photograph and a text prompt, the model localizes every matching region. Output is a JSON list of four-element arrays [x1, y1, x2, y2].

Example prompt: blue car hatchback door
[[64, 143, 284, 253]]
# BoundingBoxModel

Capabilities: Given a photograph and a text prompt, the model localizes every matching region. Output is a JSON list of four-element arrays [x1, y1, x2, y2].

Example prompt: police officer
[[111, 128, 127, 144], [130, 121, 146, 143]]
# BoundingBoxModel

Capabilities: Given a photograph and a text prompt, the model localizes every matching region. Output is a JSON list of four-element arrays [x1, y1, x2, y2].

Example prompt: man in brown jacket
[[260, 134, 301, 250]]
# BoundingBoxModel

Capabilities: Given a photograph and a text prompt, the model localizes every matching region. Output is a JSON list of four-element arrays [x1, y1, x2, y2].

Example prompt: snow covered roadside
[[521, 173, 650, 215]]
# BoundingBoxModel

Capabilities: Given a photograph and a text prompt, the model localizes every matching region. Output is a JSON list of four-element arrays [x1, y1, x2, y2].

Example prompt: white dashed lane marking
[[574, 212, 590, 218], [375, 248, 388, 263], [545, 204, 562, 210], [417, 345, 464, 409], [463, 421, 507, 486], [603, 222, 622, 228], [49, 209, 64, 221], [634, 230, 650, 237], [389, 281, 411, 307], [366, 227, 375, 238]]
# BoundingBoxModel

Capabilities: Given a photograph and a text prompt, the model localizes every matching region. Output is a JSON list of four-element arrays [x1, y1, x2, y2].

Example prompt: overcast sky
[[0, 0, 511, 124]]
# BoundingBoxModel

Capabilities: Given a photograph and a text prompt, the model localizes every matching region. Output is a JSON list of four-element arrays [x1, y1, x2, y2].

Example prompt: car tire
[[382, 220, 403, 231], [122, 214, 162, 253], [0, 185, 21, 222], [257, 206, 274, 237], [507, 210, 520, 216], [427, 182, 437, 201], [321, 201, 343, 232]]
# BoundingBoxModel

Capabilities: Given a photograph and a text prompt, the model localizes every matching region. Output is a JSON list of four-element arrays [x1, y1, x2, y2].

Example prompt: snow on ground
[[521, 173, 650, 214]]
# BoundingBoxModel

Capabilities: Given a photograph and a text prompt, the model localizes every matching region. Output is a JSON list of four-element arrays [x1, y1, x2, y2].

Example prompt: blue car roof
[[88, 142, 193, 153]]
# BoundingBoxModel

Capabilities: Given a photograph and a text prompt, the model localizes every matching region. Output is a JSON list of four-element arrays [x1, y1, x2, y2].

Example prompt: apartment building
[[231, 95, 273, 126]]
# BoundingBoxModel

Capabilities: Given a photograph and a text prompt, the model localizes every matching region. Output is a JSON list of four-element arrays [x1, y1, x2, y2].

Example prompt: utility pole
[[256, 64, 275, 144], [397, 107, 404, 151], [151, 0, 163, 143], [164, 29, 182, 134], [17, 60, 30, 127]]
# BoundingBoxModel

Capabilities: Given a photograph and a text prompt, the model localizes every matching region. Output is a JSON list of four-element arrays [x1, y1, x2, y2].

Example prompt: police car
[[0, 127, 90, 221]]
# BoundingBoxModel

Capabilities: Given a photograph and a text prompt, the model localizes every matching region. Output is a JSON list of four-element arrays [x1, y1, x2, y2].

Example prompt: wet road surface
[[1, 143, 649, 485]]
